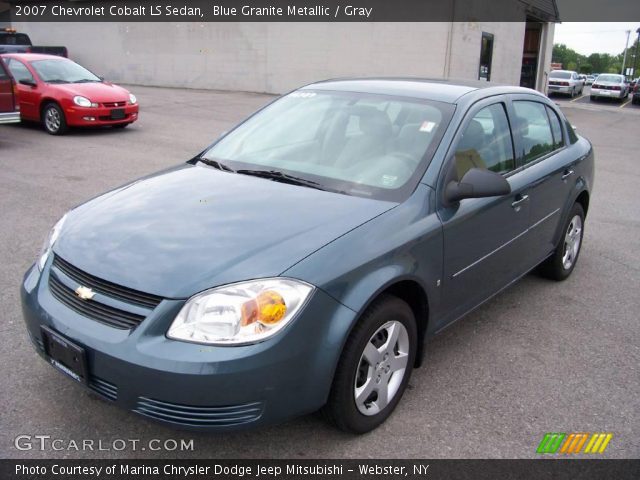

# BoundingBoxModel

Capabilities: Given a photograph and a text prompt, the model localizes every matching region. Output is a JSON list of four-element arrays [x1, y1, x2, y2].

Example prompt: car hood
[[53, 164, 395, 299], [51, 82, 129, 103]]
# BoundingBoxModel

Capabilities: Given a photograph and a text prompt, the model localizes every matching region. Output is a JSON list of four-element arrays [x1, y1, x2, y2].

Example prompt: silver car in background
[[590, 74, 629, 102], [547, 70, 584, 97]]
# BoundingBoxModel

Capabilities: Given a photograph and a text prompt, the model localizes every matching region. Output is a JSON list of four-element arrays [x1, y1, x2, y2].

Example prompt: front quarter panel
[[283, 184, 443, 334]]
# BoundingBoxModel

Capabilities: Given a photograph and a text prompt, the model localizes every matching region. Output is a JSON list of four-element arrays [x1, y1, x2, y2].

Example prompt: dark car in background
[[0, 28, 67, 57], [21, 79, 594, 433], [632, 81, 640, 105], [0, 57, 19, 124]]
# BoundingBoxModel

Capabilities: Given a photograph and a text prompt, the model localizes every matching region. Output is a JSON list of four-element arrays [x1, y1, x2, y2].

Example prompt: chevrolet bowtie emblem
[[75, 286, 95, 300]]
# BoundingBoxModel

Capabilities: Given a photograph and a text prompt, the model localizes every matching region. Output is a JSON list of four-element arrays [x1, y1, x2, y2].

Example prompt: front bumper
[[64, 104, 139, 127], [21, 262, 356, 431]]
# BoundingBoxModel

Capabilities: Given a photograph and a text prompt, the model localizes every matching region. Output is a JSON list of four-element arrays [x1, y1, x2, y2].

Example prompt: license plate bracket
[[110, 108, 125, 120], [41, 326, 89, 385]]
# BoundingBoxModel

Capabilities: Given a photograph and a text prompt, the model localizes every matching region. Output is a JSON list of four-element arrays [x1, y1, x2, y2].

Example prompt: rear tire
[[42, 103, 68, 135], [323, 295, 417, 433], [538, 203, 585, 281]]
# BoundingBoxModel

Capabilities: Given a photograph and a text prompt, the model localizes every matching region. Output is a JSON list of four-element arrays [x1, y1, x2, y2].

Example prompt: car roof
[[302, 77, 544, 104], [0, 53, 67, 62]]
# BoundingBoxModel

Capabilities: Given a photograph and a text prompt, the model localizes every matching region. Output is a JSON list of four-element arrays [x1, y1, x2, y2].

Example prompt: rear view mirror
[[19, 79, 36, 87], [445, 168, 511, 204]]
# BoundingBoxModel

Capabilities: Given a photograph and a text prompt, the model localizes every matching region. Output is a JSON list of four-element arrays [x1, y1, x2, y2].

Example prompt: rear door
[[509, 96, 577, 267]]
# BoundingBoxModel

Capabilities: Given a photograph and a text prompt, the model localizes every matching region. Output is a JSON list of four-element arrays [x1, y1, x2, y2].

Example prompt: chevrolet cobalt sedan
[[21, 79, 593, 433], [2, 53, 138, 134]]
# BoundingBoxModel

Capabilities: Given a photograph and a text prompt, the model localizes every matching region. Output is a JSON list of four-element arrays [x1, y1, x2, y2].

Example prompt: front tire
[[538, 203, 585, 281], [42, 103, 68, 135], [323, 295, 417, 433]]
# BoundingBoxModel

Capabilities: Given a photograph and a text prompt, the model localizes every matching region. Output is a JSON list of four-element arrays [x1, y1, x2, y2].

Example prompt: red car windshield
[[30, 59, 101, 84]]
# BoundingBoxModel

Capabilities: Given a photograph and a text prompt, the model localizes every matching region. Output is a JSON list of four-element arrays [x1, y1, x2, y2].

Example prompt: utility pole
[[634, 27, 640, 79], [621, 30, 631, 76]]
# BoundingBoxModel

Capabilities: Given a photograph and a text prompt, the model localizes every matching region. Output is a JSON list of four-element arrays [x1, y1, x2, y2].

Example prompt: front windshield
[[202, 90, 453, 201], [596, 74, 623, 83], [30, 59, 100, 83]]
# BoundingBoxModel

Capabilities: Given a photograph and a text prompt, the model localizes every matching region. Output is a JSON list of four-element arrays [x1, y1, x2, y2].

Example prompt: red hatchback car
[[1, 53, 138, 134]]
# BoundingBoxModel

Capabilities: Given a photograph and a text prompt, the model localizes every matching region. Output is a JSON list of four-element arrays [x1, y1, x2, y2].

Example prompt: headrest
[[353, 107, 392, 138], [458, 119, 485, 150]]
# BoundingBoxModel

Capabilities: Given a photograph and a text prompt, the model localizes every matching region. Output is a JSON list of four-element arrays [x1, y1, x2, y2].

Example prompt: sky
[[554, 23, 640, 56]]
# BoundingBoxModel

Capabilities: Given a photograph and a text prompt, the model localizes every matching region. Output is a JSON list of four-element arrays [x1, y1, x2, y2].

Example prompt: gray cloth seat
[[334, 107, 393, 168]]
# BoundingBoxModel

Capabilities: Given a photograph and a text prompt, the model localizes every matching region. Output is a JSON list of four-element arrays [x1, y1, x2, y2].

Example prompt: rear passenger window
[[545, 106, 564, 149], [453, 103, 515, 180], [513, 101, 554, 164]]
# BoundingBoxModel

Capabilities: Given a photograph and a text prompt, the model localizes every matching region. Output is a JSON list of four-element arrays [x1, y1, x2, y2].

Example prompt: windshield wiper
[[197, 157, 235, 172], [235, 169, 324, 190], [46, 79, 69, 84], [73, 79, 101, 83]]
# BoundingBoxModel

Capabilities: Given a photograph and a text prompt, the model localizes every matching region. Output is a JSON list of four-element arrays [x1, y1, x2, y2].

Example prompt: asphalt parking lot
[[1, 85, 639, 459], [549, 84, 639, 110]]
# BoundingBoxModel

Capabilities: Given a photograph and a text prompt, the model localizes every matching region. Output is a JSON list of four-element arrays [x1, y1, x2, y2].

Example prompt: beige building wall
[[12, 22, 553, 93]]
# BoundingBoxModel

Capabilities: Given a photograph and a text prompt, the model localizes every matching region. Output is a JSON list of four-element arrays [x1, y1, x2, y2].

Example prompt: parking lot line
[[570, 94, 585, 103], [620, 99, 632, 108]]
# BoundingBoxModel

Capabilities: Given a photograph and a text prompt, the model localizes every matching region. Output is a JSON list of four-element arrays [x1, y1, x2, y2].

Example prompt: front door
[[4, 58, 39, 119], [437, 99, 531, 327]]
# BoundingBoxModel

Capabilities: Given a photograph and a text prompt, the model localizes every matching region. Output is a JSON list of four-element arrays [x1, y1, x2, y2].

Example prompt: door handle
[[511, 194, 529, 209], [562, 169, 575, 180]]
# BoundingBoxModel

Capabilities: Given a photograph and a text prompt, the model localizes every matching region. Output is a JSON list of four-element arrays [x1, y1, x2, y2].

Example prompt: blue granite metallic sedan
[[21, 78, 594, 433]]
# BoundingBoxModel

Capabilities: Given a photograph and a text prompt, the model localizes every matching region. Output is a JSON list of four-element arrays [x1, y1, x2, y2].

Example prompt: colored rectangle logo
[[537, 433, 612, 454]]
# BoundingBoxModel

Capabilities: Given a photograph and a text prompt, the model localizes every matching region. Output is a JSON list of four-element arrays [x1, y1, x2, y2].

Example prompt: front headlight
[[73, 96, 98, 108], [37, 213, 67, 271], [128, 93, 137, 105], [167, 278, 314, 345]]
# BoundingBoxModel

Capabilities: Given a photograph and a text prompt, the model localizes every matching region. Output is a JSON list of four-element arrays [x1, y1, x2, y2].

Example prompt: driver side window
[[6, 59, 34, 84], [453, 103, 515, 181]]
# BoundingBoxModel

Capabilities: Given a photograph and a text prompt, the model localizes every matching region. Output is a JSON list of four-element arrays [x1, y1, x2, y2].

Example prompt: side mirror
[[19, 79, 36, 87], [445, 168, 511, 204]]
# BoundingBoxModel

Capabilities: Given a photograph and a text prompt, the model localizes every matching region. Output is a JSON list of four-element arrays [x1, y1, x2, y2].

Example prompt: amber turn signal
[[241, 290, 287, 327]]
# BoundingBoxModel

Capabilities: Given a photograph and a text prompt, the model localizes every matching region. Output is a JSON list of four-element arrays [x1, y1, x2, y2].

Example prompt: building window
[[479, 32, 494, 81]]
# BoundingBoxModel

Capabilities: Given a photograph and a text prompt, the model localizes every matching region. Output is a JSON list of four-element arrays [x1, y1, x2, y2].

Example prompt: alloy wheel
[[45, 107, 61, 133], [354, 320, 410, 416], [562, 214, 582, 270]]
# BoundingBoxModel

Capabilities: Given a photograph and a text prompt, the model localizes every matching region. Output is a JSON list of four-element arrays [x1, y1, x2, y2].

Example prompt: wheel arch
[[39, 98, 61, 120], [575, 190, 590, 218], [344, 276, 431, 369]]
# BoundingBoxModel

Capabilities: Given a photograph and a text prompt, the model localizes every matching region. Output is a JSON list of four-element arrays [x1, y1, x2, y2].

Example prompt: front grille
[[52, 255, 162, 309], [99, 114, 130, 121], [89, 377, 118, 401], [49, 273, 146, 330], [134, 397, 264, 427], [102, 101, 127, 108]]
